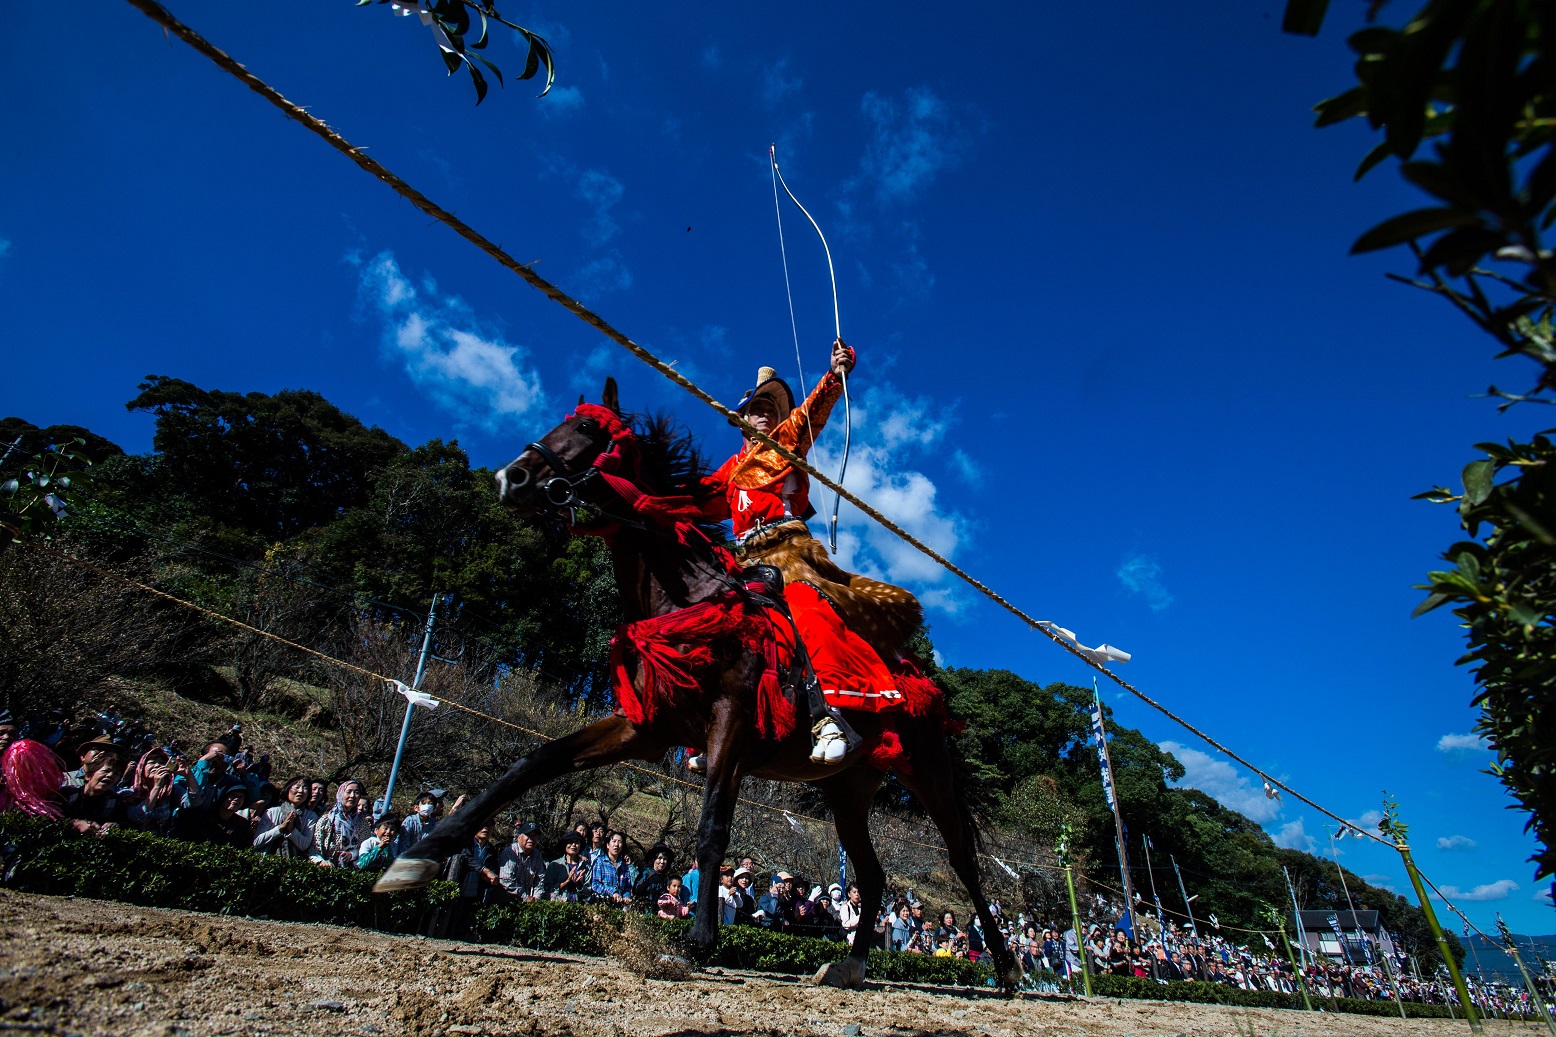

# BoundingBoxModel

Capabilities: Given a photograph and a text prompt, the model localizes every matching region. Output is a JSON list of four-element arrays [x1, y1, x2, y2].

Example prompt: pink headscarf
[[0, 739, 65, 819]]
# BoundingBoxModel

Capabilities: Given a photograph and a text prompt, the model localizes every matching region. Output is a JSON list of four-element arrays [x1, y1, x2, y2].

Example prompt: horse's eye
[[576, 418, 598, 435]]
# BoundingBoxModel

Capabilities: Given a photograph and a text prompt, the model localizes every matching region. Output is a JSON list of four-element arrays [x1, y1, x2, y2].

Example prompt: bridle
[[518, 425, 649, 530]]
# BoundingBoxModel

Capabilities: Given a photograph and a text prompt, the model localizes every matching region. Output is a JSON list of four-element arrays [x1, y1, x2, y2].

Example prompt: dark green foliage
[[1416, 436, 1556, 886], [1284, 0, 1556, 895], [126, 376, 407, 540], [1091, 975, 1456, 1018], [0, 814, 456, 931]]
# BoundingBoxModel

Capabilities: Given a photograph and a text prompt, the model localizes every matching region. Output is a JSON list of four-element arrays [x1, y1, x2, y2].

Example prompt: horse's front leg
[[685, 697, 752, 960], [374, 714, 661, 892]]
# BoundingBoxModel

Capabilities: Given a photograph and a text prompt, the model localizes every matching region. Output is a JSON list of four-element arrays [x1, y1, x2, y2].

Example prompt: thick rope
[[122, 1, 1388, 850]]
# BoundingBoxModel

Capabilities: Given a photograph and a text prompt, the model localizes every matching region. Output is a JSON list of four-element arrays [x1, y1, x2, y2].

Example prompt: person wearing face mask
[[395, 790, 444, 857]]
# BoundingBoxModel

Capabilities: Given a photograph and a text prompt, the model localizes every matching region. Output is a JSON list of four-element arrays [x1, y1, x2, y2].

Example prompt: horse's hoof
[[372, 857, 441, 893], [811, 957, 866, 989]]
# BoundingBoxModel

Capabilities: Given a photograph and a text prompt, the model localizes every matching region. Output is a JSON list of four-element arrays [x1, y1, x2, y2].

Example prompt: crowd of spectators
[[0, 708, 1549, 1014]]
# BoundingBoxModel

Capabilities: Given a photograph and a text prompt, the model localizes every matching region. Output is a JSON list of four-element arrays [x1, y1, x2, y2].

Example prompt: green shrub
[[0, 815, 1466, 1017], [1090, 973, 1456, 1018], [0, 814, 456, 932]]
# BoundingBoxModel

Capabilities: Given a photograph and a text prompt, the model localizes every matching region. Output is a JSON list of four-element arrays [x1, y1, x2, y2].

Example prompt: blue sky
[[3, 2, 1552, 931]]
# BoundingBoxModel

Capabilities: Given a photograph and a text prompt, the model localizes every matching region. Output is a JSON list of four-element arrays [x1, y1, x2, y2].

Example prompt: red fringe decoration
[[611, 597, 797, 742], [1, 739, 64, 819], [865, 729, 910, 777]]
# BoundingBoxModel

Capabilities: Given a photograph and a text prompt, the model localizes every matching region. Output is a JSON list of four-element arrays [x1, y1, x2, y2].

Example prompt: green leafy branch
[[358, 0, 555, 104], [1377, 790, 1409, 846], [1285, 0, 1556, 403], [0, 438, 92, 547]]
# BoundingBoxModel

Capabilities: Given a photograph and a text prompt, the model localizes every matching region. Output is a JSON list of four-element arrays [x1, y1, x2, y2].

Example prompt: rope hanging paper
[[121, 0, 1402, 853]]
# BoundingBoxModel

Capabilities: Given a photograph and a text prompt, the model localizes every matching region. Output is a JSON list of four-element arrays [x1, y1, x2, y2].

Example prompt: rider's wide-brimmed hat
[[736, 367, 794, 418]]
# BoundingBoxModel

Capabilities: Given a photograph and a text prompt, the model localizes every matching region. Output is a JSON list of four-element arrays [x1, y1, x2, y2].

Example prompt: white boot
[[686, 753, 707, 774], [810, 719, 848, 764]]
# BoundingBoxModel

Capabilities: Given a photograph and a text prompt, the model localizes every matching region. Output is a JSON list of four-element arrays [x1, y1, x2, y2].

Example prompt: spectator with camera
[[632, 844, 677, 911], [170, 781, 255, 850], [123, 747, 182, 834]]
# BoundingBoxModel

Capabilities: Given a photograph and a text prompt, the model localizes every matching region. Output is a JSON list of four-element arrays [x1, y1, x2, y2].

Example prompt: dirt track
[[0, 891, 1529, 1037]]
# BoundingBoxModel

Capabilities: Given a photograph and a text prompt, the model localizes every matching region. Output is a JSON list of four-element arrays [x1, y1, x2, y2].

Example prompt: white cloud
[[576, 169, 624, 246], [356, 250, 545, 430], [575, 253, 633, 297], [950, 448, 982, 487], [1274, 818, 1317, 853], [1433, 879, 1518, 902], [856, 86, 967, 205], [1437, 835, 1477, 851], [1356, 809, 1384, 831], [761, 58, 802, 107], [1118, 554, 1174, 611], [1159, 741, 1283, 823], [1437, 732, 1489, 754], [0, 237, 11, 258], [809, 383, 966, 612], [539, 84, 584, 118], [1534, 887, 1553, 904]]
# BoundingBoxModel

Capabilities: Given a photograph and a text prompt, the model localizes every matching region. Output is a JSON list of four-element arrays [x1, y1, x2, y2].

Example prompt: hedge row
[[0, 814, 457, 933], [471, 901, 995, 987], [1091, 973, 1457, 1019], [0, 815, 1459, 1018]]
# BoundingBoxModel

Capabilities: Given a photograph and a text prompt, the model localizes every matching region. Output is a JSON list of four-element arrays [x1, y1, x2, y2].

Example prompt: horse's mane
[[626, 411, 717, 506]]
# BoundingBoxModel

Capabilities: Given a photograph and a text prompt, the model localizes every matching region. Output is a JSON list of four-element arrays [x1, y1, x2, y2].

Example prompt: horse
[[374, 378, 1021, 992]]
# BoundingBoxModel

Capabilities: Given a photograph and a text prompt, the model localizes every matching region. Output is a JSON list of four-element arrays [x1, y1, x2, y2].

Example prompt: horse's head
[[496, 377, 625, 517]]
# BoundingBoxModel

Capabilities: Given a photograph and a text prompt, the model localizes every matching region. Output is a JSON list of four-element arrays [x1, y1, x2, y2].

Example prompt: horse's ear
[[578, 393, 586, 407], [602, 377, 620, 415]]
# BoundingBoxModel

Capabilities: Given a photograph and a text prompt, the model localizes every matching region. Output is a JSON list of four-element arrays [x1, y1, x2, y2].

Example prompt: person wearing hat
[[756, 871, 797, 932], [170, 780, 255, 850], [693, 338, 928, 768], [498, 820, 548, 900], [63, 739, 130, 836], [545, 829, 592, 901]]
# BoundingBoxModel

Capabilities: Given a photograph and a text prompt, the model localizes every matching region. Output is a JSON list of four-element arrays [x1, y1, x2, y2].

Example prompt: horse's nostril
[[505, 465, 530, 492]]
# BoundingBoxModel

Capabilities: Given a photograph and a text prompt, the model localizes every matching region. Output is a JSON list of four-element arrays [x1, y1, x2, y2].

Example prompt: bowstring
[[770, 146, 818, 465], [770, 145, 848, 552]]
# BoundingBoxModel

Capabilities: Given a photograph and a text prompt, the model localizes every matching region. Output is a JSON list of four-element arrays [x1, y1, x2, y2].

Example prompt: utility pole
[[1089, 679, 1136, 930], [1171, 854, 1198, 936], [379, 592, 442, 817]]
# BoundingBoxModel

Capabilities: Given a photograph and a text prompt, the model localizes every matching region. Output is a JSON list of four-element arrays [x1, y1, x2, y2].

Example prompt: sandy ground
[[0, 890, 1534, 1037]]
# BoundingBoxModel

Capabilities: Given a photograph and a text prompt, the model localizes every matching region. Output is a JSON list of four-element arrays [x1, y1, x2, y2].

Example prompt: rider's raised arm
[[777, 341, 855, 457]]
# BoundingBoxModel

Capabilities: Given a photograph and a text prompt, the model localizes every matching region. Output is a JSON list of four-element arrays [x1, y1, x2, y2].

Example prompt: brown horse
[[374, 379, 1020, 991]]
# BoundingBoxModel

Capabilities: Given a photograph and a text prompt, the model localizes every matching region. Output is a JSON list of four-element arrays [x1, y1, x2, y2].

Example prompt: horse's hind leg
[[811, 766, 887, 989], [895, 721, 1023, 993], [374, 715, 658, 892]]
